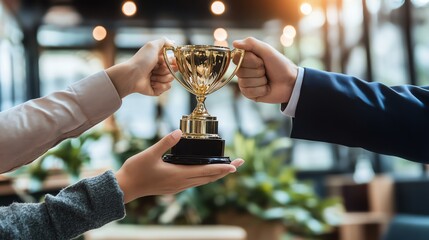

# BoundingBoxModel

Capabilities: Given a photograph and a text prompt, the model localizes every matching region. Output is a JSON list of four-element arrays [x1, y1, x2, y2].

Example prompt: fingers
[[149, 130, 182, 156], [239, 84, 270, 101], [151, 82, 172, 95], [136, 39, 165, 59], [148, 38, 167, 50], [151, 73, 174, 83], [163, 37, 176, 47], [236, 68, 265, 79], [153, 66, 175, 78], [230, 158, 245, 168], [185, 162, 242, 179], [183, 166, 232, 179], [147, 37, 175, 52], [153, 65, 172, 76], [179, 159, 245, 190], [180, 173, 231, 190], [153, 53, 177, 82], [134, 38, 175, 66], [235, 51, 265, 69], [233, 48, 268, 99], [238, 75, 268, 88]]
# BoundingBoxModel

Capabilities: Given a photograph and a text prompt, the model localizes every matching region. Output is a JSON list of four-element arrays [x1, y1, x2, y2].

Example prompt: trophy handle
[[163, 46, 194, 93], [210, 48, 245, 93]]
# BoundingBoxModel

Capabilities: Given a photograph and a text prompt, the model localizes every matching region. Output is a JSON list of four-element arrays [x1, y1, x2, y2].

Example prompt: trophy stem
[[192, 95, 210, 117]]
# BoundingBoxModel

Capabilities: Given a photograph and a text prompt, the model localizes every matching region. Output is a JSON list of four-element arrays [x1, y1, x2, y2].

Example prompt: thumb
[[150, 37, 175, 50], [232, 39, 248, 49], [150, 129, 182, 156], [233, 37, 273, 59]]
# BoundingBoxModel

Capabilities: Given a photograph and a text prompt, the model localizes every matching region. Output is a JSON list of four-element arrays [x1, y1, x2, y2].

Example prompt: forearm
[[0, 171, 125, 240], [291, 68, 429, 163], [0, 71, 122, 173]]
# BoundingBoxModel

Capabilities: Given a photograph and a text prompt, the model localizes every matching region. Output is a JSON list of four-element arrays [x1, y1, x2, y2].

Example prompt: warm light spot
[[43, 6, 82, 27], [214, 40, 228, 47], [93, 26, 107, 41], [280, 34, 294, 47], [122, 1, 137, 16], [283, 25, 297, 39], [300, 2, 313, 15], [211, 1, 225, 15], [214, 28, 228, 41]]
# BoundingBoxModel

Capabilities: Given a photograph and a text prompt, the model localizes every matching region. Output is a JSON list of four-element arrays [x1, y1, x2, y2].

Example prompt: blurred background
[[1, 0, 429, 239]]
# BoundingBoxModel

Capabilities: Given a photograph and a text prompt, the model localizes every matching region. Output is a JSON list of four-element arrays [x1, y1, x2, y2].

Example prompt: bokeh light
[[300, 2, 313, 15], [283, 25, 297, 39], [211, 1, 226, 15], [93, 26, 107, 41], [122, 1, 137, 16], [214, 40, 228, 47], [214, 28, 228, 41], [280, 34, 294, 47]]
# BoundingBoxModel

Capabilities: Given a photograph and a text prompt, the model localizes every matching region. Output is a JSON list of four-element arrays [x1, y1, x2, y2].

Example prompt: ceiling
[[9, 0, 301, 30]]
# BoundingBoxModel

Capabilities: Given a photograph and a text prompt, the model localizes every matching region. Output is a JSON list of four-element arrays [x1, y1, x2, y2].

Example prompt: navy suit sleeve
[[290, 68, 429, 164]]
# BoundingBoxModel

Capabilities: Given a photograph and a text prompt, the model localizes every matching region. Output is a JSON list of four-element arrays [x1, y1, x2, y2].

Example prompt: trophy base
[[162, 138, 231, 165], [163, 154, 231, 165]]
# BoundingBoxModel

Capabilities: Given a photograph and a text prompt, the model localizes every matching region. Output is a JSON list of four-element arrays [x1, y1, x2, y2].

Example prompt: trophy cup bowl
[[162, 45, 245, 164]]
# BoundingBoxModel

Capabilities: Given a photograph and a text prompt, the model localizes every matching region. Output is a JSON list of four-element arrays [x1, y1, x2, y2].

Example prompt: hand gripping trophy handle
[[162, 45, 245, 165]]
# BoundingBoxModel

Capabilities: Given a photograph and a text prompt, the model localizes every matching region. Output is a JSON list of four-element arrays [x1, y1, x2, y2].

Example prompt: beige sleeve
[[0, 71, 122, 173]]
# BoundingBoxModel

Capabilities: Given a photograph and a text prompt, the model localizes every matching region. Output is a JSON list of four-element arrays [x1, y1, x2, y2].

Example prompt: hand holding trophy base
[[162, 45, 245, 165]]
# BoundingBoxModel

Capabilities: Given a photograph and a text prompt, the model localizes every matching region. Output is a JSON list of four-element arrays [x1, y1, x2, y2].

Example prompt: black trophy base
[[162, 138, 231, 165]]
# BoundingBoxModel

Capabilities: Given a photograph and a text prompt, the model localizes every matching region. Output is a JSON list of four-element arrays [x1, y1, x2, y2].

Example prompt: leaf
[[247, 203, 264, 217], [272, 190, 291, 204], [262, 207, 286, 220]]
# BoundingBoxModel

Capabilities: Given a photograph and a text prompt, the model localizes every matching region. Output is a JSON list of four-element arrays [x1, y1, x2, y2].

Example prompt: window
[[39, 50, 103, 96], [0, 2, 26, 110]]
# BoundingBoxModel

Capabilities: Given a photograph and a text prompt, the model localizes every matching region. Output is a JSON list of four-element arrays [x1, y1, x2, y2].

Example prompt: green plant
[[200, 131, 341, 237], [29, 130, 104, 181]]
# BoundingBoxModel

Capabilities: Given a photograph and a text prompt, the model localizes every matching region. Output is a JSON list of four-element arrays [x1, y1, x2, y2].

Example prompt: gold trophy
[[162, 45, 245, 164]]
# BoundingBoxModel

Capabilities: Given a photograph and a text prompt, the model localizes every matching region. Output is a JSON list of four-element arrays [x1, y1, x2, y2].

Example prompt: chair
[[382, 214, 429, 240]]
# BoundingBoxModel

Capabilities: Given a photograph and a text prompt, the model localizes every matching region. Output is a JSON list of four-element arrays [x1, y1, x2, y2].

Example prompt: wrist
[[115, 170, 134, 204], [106, 62, 134, 98], [285, 64, 299, 102]]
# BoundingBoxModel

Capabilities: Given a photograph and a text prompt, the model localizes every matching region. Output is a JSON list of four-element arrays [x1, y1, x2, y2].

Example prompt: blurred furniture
[[393, 178, 429, 215], [326, 175, 394, 240], [85, 223, 246, 240], [380, 178, 429, 240], [216, 212, 284, 240], [382, 215, 429, 240]]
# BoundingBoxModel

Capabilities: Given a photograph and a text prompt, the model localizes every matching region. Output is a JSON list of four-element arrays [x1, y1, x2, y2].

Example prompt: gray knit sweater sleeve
[[0, 171, 125, 240]]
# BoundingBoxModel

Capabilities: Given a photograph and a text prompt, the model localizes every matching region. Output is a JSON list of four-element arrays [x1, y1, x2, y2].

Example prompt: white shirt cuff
[[282, 67, 304, 117]]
